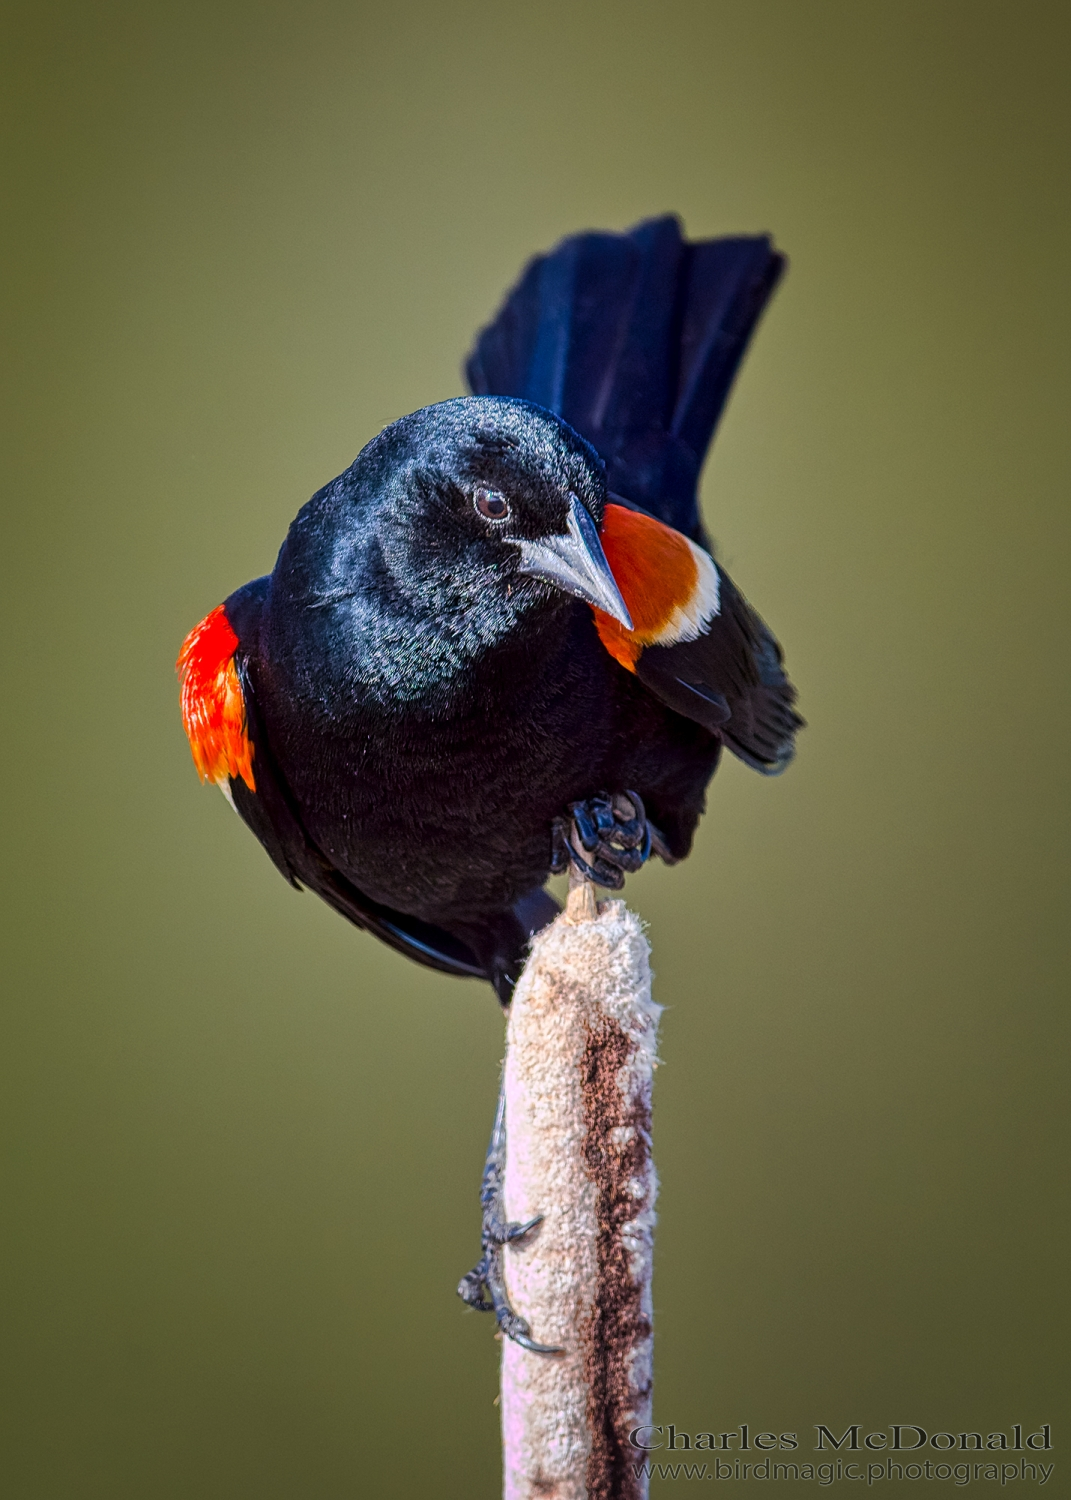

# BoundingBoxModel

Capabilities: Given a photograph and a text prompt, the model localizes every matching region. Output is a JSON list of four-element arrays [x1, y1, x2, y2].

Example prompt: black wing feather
[[633, 567, 802, 775], [224, 580, 487, 981]]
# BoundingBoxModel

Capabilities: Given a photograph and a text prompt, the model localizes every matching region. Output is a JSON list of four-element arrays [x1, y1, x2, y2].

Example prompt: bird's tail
[[466, 215, 784, 542]]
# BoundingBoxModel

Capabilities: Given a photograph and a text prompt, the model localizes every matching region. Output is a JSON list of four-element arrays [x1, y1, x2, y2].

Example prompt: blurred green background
[[2, 1, 1068, 1494]]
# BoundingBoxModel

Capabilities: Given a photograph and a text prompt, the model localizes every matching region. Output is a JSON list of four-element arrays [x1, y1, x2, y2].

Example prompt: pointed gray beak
[[511, 494, 634, 631]]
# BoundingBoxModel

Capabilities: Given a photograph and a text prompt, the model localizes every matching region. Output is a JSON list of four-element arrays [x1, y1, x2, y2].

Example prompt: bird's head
[[273, 397, 632, 646]]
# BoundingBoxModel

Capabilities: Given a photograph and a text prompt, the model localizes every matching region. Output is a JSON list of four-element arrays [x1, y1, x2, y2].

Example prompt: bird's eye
[[474, 487, 511, 522]]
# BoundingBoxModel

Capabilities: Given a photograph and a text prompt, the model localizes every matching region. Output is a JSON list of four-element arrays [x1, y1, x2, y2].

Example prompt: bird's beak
[[512, 494, 634, 631]]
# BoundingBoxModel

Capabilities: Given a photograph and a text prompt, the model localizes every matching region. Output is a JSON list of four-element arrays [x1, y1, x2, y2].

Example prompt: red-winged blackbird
[[178, 216, 801, 1350], [178, 217, 801, 1010]]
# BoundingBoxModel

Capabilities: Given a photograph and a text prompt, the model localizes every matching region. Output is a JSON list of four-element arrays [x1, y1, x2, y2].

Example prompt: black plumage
[[186, 217, 800, 1001]]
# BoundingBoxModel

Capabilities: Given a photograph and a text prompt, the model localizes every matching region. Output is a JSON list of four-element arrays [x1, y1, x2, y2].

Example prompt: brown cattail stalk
[[499, 882, 660, 1500]]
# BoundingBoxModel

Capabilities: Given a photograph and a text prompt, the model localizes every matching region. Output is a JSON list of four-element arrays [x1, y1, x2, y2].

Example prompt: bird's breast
[[261, 603, 618, 921]]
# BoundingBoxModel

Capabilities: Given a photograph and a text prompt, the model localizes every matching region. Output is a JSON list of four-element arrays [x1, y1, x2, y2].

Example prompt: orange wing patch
[[593, 503, 720, 672], [177, 604, 255, 790]]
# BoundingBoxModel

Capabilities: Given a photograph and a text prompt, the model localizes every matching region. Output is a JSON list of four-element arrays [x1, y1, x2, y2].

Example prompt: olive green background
[[2, 2, 1068, 1495]]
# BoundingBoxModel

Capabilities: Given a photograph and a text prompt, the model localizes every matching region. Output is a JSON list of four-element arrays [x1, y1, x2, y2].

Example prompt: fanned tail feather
[[466, 215, 784, 541]]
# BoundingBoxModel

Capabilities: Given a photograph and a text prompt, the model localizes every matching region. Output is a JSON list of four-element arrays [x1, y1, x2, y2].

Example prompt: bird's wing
[[178, 583, 487, 981], [593, 504, 802, 774], [466, 216, 784, 543]]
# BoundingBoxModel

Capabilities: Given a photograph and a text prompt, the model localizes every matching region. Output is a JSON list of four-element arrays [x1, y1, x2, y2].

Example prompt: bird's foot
[[551, 790, 673, 889], [457, 1225, 560, 1354], [457, 1086, 562, 1354]]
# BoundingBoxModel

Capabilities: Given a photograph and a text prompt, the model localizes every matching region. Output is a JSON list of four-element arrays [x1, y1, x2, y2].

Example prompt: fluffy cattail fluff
[[500, 891, 660, 1500]]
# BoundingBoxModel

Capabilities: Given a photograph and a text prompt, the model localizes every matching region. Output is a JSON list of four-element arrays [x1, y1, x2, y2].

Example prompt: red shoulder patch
[[177, 605, 255, 790], [593, 504, 720, 672]]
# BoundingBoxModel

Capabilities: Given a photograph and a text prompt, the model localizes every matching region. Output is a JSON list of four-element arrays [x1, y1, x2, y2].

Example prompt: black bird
[[179, 215, 801, 1344]]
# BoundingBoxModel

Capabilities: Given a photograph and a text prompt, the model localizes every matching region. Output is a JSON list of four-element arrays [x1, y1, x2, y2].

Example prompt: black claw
[[508, 1326, 565, 1356], [505, 1213, 543, 1242], [648, 821, 677, 864]]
